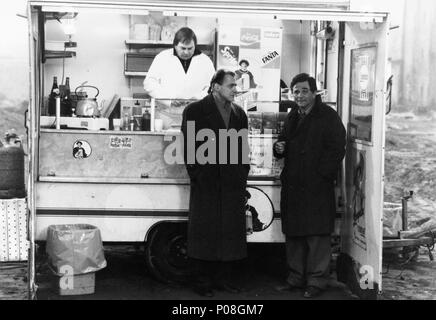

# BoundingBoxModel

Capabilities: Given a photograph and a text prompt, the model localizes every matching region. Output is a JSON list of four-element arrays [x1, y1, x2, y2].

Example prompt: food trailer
[[26, 0, 390, 299]]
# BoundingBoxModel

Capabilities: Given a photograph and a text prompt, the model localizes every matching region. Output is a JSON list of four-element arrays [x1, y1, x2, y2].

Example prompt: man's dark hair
[[290, 73, 317, 93], [208, 69, 235, 94], [173, 27, 197, 46], [239, 59, 249, 67]]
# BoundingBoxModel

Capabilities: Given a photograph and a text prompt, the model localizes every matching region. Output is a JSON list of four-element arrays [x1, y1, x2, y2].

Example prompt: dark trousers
[[285, 235, 331, 289], [190, 259, 238, 288]]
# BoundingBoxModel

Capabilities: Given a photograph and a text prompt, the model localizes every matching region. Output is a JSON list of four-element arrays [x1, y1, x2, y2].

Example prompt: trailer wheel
[[145, 223, 193, 284]]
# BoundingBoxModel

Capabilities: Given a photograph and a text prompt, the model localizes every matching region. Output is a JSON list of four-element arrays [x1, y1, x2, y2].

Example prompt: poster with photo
[[350, 45, 377, 144]]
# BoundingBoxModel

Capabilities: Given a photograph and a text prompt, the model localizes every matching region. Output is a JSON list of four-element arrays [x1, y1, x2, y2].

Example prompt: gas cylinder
[[0, 144, 26, 199]]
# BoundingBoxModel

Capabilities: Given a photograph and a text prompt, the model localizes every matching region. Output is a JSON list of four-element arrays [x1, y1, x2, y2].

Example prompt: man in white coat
[[143, 27, 215, 100]]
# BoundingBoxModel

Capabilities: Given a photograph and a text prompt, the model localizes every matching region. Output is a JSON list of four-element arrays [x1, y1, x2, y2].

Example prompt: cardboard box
[[52, 272, 96, 296]]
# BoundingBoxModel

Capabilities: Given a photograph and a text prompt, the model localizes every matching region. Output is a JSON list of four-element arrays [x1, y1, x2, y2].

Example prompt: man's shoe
[[193, 285, 214, 298], [303, 286, 323, 299], [274, 283, 303, 292], [215, 282, 241, 294]]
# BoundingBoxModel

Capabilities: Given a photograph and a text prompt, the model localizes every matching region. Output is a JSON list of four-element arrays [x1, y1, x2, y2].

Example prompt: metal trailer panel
[[35, 181, 284, 242], [38, 130, 188, 179], [30, 0, 351, 11], [29, 0, 386, 22], [340, 18, 390, 294]]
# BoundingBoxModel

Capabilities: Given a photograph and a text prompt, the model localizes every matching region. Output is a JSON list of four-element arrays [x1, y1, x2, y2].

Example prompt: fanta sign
[[262, 51, 279, 65]]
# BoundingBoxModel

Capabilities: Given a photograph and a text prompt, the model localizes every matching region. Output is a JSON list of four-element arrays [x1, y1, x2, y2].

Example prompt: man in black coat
[[181, 69, 250, 297], [273, 73, 346, 298]]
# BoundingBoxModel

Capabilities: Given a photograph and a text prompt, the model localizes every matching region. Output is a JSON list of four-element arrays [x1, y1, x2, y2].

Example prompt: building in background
[[399, 0, 436, 111]]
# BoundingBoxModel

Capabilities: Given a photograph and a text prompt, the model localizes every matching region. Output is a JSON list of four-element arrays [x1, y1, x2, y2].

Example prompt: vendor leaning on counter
[[143, 27, 215, 101]]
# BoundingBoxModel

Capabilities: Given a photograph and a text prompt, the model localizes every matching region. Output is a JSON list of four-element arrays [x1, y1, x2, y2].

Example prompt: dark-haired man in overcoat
[[274, 73, 346, 298], [182, 69, 250, 297]]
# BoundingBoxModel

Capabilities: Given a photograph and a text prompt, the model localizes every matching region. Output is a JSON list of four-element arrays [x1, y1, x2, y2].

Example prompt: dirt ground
[[35, 244, 356, 301], [32, 244, 435, 301], [384, 111, 436, 223], [0, 263, 28, 300], [381, 110, 436, 300], [381, 249, 436, 300]]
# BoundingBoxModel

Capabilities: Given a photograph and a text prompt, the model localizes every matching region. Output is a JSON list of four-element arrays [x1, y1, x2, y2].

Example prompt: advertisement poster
[[350, 45, 377, 143], [249, 137, 273, 176], [342, 141, 384, 291], [217, 25, 282, 103], [345, 147, 368, 252], [248, 137, 284, 177], [217, 45, 240, 68], [240, 27, 261, 49]]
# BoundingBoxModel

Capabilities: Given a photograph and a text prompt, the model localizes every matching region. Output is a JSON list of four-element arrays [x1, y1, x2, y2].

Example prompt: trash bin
[[46, 224, 107, 295], [46, 224, 107, 275]]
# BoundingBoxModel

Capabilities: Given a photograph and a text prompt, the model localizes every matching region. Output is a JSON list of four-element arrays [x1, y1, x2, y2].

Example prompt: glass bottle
[[62, 77, 72, 116], [123, 113, 130, 131], [142, 107, 151, 131], [246, 209, 253, 235], [129, 115, 135, 131], [48, 76, 59, 116]]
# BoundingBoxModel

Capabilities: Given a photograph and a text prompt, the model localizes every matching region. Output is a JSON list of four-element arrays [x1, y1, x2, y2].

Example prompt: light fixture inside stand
[[60, 13, 78, 49], [61, 13, 77, 36]]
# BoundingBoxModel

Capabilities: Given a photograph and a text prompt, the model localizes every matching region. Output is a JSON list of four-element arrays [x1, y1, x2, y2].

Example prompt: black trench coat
[[274, 100, 346, 237], [181, 94, 250, 261]]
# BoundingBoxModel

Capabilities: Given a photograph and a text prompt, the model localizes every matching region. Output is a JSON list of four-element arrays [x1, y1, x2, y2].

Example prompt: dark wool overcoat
[[274, 100, 346, 237], [181, 94, 250, 261]]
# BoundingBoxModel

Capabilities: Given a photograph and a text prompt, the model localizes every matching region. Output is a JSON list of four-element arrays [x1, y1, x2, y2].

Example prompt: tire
[[145, 223, 193, 284]]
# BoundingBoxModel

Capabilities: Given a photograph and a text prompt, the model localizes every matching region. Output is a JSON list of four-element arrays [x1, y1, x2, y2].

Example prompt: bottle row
[[248, 112, 288, 135], [117, 109, 152, 132], [48, 76, 73, 116]]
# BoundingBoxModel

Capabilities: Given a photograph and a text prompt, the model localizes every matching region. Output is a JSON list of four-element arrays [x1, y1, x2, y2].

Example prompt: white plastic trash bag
[[46, 224, 107, 275], [383, 203, 403, 238]]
